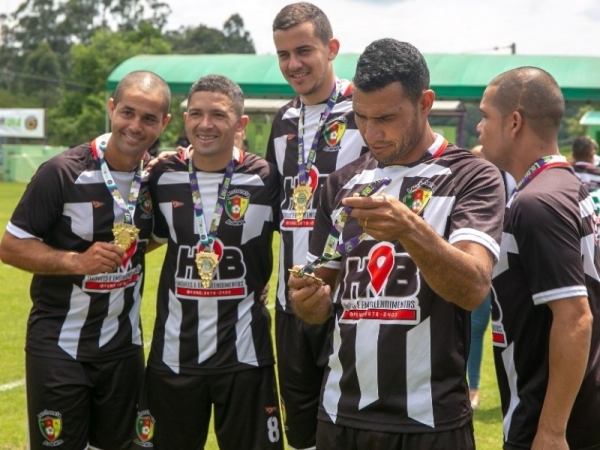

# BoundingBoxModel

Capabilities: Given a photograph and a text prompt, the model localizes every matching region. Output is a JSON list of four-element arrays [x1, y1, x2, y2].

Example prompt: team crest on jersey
[[133, 410, 155, 447], [225, 189, 250, 225], [323, 117, 347, 152], [403, 181, 435, 215], [38, 410, 63, 446], [138, 187, 153, 218]]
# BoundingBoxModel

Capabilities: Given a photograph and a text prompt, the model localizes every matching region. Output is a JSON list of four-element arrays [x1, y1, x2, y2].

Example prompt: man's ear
[[420, 89, 435, 114], [508, 110, 523, 138]]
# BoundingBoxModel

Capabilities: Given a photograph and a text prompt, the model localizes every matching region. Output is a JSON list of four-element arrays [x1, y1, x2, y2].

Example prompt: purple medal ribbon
[[97, 136, 143, 225], [510, 154, 571, 199], [188, 156, 236, 251], [297, 81, 341, 185], [299, 177, 391, 276]]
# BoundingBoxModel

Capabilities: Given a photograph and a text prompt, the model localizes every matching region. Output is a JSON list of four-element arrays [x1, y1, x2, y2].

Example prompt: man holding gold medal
[[0, 71, 171, 450], [132, 75, 282, 450], [266, 4, 368, 448], [288, 39, 505, 449]]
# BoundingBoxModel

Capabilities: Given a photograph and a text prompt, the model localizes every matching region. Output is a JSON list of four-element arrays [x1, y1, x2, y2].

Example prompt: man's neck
[[103, 141, 143, 172], [191, 149, 234, 172], [299, 72, 337, 106]]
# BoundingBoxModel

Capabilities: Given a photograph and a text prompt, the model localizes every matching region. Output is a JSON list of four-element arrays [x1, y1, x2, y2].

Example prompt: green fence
[[0, 145, 67, 182]]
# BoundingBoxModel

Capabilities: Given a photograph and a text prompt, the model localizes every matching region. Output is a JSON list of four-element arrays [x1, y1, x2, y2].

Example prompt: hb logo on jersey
[[175, 238, 248, 298], [340, 242, 421, 324], [282, 166, 321, 228]]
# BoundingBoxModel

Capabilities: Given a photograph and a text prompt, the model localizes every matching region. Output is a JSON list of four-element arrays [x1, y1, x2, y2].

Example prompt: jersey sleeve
[[448, 158, 504, 261], [511, 184, 587, 305], [7, 157, 69, 240]]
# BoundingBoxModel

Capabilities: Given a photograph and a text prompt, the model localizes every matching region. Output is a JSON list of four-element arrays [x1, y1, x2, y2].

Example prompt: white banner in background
[[0, 109, 45, 138]]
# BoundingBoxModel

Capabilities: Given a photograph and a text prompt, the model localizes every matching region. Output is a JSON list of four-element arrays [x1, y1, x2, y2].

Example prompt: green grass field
[[0, 181, 503, 449]]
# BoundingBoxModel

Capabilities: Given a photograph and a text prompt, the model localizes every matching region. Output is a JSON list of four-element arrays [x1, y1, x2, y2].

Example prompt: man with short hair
[[478, 67, 600, 449], [267, 4, 368, 448], [0, 70, 171, 450], [288, 38, 504, 449], [132, 74, 283, 450]]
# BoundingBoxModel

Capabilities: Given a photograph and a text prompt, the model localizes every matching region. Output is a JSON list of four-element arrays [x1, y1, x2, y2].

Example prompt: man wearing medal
[[478, 68, 600, 449], [0, 71, 171, 450], [133, 75, 282, 450], [267, 4, 368, 449], [288, 39, 505, 449]]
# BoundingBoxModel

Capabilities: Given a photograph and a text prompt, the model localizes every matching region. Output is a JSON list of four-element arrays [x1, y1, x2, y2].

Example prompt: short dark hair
[[187, 74, 245, 117], [353, 39, 430, 104], [488, 67, 565, 139], [113, 70, 171, 117], [272, 2, 332, 45], [572, 135, 599, 160]]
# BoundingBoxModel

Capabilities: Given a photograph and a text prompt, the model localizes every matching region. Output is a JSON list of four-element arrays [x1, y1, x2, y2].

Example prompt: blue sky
[[3, 0, 600, 57]]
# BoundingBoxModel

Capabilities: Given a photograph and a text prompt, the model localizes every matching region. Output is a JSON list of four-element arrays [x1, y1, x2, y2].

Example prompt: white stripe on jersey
[[501, 342, 521, 441], [163, 289, 184, 373], [422, 196, 455, 236], [493, 232, 519, 278], [322, 316, 344, 423], [356, 320, 379, 409], [582, 233, 600, 282], [241, 204, 272, 245], [196, 292, 219, 364], [64, 202, 95, 242], [5, 222, 39, 240], [99, 288, 126, 347], [236, 293, 259, 365], [406, 317, 434, 427], [130, 271, 143, 345], [450, 227, 501, 261], [532, 286, 588, 305], [580, 195, 596, 218], [58, 284, 90, 358], [276, 244, 287, 310]]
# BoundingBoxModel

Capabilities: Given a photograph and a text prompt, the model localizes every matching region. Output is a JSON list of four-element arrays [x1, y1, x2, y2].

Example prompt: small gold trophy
[[292, 184, 313, 222], [112, 223, 140, 250], [195, 251, 219, 288]]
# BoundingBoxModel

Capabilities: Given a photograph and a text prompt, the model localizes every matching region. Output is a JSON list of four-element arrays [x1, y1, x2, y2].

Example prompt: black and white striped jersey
[[147, 149, 279, 375], [266, 79, 368, 314], [492, 166, 600, 448], [309, 137, 504, 433], [7, 138, 153, 362]]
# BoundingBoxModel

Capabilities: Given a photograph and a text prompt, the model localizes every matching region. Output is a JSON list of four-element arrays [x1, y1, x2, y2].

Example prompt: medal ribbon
[[96, 137, 143, 225], [188, 156, 236, 252], [511, 155, 571, 198], [299, 177, 391, 276], [297, 80, 341, 185]]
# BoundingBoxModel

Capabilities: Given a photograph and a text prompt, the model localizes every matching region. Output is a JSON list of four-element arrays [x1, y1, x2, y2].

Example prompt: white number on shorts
[[267, 416, 280, 443]]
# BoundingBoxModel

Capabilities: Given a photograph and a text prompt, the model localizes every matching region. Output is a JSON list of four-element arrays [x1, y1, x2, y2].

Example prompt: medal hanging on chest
[[293, 81, 340, 222], [96, 136, 143, 251], [188, 156, 236, 288]]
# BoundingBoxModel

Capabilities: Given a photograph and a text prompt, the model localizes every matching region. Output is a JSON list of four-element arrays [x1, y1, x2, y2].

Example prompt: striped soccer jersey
[[309, 136, 504, 433], [265, 79, 368, 313], [573, 161, 600, 217], [147, 150, 279, 375], [7, 137, 153, 361], [492, 166, 600, 449]]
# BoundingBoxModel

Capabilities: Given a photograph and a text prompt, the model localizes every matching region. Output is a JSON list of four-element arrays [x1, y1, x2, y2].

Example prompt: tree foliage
[[0, 0, 255, 146]]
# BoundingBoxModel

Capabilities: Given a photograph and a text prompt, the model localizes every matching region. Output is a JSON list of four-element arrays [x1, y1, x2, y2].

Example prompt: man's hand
[[259, 283, 270, 306], [145, 150, 178, 171], [72, 242, 126, 275], [287, 266, 332, 324]]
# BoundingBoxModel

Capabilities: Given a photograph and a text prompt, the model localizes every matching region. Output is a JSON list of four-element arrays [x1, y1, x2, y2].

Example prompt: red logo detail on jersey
[[122, 240, 138, 267], [367, 243, 395, 295], [172, 201, 184, 208], [287, 134, 295, 140], [265, 406, 278, 414], [490, 286, 508, 348], [92, 201, 104, 208], [308, 166, 319, 191]]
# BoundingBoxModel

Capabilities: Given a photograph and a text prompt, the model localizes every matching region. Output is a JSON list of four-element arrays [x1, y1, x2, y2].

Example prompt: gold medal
[[288, 268, 325, 286], [112, 223, 140, 250], [292, 184, 313, 222], [195, 251, 219, 288]]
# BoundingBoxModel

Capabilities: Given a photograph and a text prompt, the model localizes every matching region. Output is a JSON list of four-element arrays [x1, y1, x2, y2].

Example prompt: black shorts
[[133, 365, 284, 450], [26, 351, 144, 450], [316, 420, 475, 450], [275, 310, 333, 450]]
